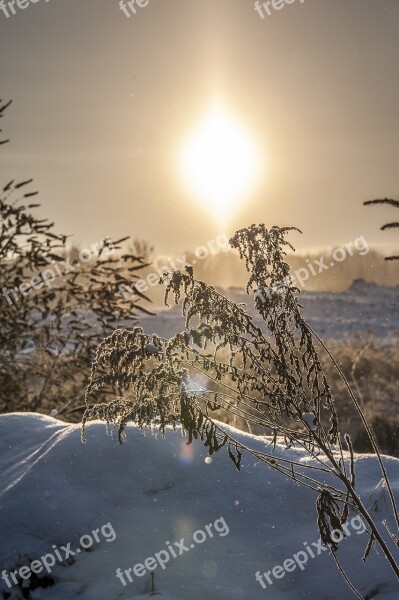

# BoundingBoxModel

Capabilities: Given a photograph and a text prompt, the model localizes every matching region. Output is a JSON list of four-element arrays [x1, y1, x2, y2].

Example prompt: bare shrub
[[0, 99, 152, 416], [321, 336, 399, 456], [364, 198, 399, 260]]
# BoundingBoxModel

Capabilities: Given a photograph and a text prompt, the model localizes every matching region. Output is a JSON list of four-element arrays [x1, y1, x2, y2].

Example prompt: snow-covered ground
[[139, 280, 399, 340], [1, 413, 398, 600]]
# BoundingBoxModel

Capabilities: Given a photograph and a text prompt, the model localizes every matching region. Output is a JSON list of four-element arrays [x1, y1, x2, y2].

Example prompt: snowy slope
[[0, 413, 398, 600]]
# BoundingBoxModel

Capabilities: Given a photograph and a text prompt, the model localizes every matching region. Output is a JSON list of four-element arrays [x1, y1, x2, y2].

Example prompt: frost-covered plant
[[83, 223, 399, 596]]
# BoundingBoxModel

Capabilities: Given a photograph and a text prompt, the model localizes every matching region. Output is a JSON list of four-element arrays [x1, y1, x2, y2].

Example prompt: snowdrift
[[0, 413, 398, 600]]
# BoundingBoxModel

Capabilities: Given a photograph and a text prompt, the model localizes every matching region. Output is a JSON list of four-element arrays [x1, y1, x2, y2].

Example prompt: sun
[[180, 106, 260, 222]]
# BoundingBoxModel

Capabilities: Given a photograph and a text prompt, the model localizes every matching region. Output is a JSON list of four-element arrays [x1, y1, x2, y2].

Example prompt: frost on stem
[[83, 224, 338, 451]]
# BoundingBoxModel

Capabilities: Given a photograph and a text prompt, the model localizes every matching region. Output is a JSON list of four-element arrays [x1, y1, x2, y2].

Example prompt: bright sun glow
[[180, 107, 259, 221]]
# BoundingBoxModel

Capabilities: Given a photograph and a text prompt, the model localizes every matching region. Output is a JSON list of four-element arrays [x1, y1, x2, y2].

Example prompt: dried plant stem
[[316, 435, 399, 579], [308, 324, 399, 532], [331, 550, 365, 600], [83, 224, 399, 596]]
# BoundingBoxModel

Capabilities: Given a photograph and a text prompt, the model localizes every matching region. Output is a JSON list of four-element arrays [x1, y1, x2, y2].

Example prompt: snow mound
[[0, 413, 398, 600]]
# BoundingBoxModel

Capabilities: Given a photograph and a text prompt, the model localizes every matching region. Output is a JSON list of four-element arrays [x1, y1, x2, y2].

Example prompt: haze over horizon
[[1, 0, 399, 256]]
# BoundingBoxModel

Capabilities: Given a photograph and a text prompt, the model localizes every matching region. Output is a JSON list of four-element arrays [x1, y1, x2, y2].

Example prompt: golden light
[[180, 106, 260, 221]]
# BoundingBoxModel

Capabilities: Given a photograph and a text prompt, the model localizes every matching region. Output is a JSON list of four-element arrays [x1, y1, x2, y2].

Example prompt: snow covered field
[[0, 413, 398, 600], [1, 280, 398, 599], [139, 280, 399, 340]]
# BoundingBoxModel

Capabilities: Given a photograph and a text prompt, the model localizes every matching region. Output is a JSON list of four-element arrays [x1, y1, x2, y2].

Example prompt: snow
[[139, 280, 399, 340], [301, 412, 319, 431], [1, 413, 398, 599]]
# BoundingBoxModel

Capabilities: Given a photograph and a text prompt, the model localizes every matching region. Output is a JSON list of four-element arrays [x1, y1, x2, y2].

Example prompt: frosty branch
[[82, 223, 399, 594]]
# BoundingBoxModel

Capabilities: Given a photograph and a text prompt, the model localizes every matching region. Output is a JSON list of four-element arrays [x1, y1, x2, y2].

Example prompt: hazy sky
[[1, 0, 399, 256]]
